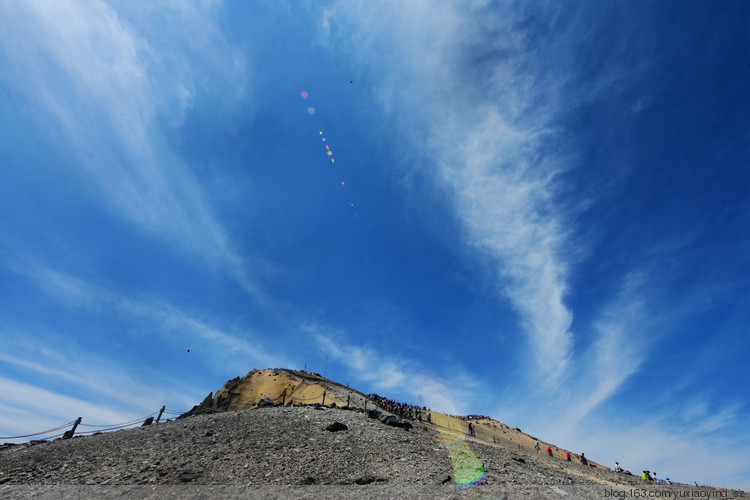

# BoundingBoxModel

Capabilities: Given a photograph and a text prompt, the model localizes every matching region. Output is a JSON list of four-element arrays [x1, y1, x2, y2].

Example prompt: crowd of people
[[453, 414, 491, 421], [366, 394, 431, 423]]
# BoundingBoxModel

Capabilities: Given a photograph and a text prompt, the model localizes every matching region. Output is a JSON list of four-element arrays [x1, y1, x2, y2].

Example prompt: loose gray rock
[[438, 472, 452, 484]]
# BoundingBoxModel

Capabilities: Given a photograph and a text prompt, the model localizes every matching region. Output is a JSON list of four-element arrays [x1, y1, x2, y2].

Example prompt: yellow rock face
[[212, 368, 360, 410]]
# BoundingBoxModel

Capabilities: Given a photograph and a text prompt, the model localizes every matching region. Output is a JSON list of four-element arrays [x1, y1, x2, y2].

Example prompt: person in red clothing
[[566, 451, 571, 461], [547, 446, 553, 457]]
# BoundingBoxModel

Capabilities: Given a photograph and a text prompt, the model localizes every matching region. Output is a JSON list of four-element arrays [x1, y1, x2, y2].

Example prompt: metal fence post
[[156, 406, 166, 423], [63, 417, 82, 439]]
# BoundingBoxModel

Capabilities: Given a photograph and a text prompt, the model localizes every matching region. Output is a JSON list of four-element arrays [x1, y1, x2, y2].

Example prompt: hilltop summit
[[179, 368, 369, 418]]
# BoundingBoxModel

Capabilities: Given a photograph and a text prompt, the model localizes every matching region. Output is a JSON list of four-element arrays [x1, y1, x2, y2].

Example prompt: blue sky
[[1, 0, 748, 489]]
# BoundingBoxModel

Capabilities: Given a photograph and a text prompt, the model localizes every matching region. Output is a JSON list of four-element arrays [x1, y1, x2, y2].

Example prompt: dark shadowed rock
[[355, 474, 375, 484], [367, 405, 413, 429], [438, 472, 452, 484], [179, 469, 197, 482], [178, 392, 213, 419], [256, 397, 274, 408], [301, 476, 316, 485], [325, 422, 348, 432]]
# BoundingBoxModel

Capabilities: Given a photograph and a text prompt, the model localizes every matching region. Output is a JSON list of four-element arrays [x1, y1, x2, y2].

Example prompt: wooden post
[[282, 390, 286, 406], [322, 391, 326, 406], [156, 406, 166, 423], [63, 417, 82, 439]]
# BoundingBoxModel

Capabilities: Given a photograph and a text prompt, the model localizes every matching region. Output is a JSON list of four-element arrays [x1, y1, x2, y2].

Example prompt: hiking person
[[546, 446, 553, 457], [580, 453, 588, 465], [535, 442, 540, 453], [566, 451, 571, 461]]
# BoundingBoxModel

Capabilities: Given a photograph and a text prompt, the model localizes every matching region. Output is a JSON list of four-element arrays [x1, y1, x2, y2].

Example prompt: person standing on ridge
[[547, 446, 553, 457], [535, 442, 540, 453], [566, 451, 571, 461]]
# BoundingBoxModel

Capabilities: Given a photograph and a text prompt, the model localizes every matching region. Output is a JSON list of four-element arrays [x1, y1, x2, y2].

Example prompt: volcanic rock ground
[[1, 405, 735, 499]]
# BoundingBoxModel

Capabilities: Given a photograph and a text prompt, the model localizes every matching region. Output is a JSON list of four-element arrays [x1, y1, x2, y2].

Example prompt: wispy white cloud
[[0, 0, 258, 295], [0, 332, 199, 427], [560, 413, 750, 490], [0, 377, 152, 442], [310, 326, 473, 415], [7, 258, 284, 371], [560, 272, 650, 424], [323, 1, 577, 383]]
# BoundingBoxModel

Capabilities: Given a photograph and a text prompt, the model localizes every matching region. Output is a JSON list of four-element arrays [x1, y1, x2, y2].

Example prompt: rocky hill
[[179, 368, 369, 418], [179, 368, 604, 469], [1, 368, 744, 499]]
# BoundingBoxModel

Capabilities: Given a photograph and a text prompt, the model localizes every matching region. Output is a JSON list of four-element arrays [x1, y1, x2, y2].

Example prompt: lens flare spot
[[307, 107, 315, 114], [300, 91, 309, 99], [327, 151, 333, 156], [432, 413, 486, 487]]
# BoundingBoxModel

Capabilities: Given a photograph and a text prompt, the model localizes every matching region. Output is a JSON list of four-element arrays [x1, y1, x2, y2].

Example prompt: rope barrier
[[78, 411, 158, 428], [1, 409, 163, 442], [0, 421, 76, 440]]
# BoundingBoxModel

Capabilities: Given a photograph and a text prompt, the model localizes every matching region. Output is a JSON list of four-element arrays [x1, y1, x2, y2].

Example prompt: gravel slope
[[0, 406, 738, 499]]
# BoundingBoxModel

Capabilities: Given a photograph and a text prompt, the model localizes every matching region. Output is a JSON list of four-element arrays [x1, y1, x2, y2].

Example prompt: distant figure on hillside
[[468, 422, 475, 436], [566, 451, 571, 461], [580, 453, 588, 465], [546, 446, 553, 457], [642, 470, 653, 481], [535, 442, 540, 453], [652, 472, 657, 483], [615, 461, 623, 473]]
